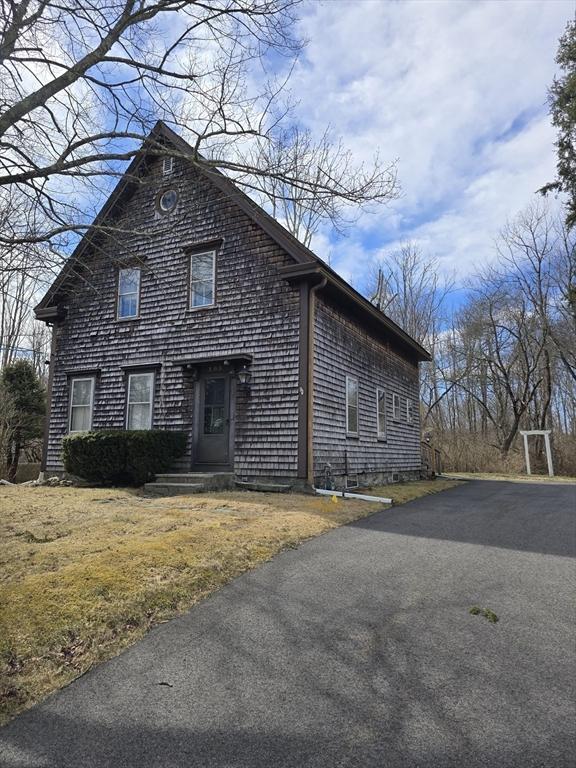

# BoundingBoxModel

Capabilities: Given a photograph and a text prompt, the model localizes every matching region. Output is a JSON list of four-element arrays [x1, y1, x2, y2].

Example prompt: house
[[35, 122, 430, 490]]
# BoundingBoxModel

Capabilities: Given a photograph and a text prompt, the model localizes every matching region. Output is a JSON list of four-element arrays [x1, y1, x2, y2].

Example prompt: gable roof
[[35, 121, 430, 362]]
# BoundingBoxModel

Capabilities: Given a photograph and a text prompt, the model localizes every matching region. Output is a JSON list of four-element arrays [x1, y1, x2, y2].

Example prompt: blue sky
[[276, 0, 573, 297]]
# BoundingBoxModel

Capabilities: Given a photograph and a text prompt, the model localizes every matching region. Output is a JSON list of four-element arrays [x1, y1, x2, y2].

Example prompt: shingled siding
[[45, 157, 301, 478], [312, 295, 422, 487]]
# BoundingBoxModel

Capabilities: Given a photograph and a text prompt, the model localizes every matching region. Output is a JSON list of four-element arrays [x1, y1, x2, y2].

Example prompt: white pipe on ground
[[314, 488, 392, 504]]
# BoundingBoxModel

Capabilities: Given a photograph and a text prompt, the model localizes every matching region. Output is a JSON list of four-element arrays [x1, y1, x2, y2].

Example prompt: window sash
[[69, 377, 94, 433], [117, 268, 140, 319], [393, 393, 401, 421], [376, 388, 386, 438], [126, 373, 154, 430], [346, 376, 359, 435], [190, 251, 216, 308]]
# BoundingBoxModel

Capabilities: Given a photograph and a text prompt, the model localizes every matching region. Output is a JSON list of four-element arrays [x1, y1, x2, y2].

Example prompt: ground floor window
[[376, 387, 386, 439], [126, 372, 154, 430], [393, 392, 401, 421], [406, 398, 414, 424], [346, 376, 359, 435], [69, 377, 94, 432]]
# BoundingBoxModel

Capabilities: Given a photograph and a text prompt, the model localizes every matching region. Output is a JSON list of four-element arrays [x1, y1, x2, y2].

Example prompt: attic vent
[[163, 156, 174, 175]]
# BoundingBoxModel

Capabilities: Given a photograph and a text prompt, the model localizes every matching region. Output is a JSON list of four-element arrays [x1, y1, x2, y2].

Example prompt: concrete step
[[235, 480, 292, 493], [154, 473, 235, 490], [143, 482, 205, 496]]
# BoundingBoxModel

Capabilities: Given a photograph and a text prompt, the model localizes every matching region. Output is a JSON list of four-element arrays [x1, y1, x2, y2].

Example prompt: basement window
[[346, 376, 359, 435]]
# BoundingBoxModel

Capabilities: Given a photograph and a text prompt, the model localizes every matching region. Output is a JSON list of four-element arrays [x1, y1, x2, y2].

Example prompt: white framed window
[[163, 156, 174, 175], [189, 250, 216, 309], [406, 398, 414, 424], [117, 268, 141, 319], [376, 388, 386, 439], [392, 392, 401, 421], [126, 372, 154, 430], [346, 376, 359, 435], [69, 377, 95, 433]]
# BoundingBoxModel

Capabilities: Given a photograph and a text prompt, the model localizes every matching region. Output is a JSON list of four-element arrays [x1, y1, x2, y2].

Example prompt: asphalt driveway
[[1, 480, 575, 767]]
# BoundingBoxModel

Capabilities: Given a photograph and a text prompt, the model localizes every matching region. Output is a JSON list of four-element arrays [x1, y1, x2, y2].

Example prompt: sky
[[280, 0, 573, 294]]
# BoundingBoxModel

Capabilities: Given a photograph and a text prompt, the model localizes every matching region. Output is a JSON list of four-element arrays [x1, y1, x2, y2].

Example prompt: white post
[[544, 432, 554, 477], [523, 432, 531, 476]]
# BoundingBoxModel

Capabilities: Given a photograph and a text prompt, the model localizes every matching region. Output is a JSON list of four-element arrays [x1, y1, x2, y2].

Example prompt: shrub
[[62, 430, 187, 486]]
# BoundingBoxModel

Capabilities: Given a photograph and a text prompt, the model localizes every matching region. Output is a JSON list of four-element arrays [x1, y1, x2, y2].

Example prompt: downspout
[[39, 325, 57, 480], [307, 276, 327, 486]]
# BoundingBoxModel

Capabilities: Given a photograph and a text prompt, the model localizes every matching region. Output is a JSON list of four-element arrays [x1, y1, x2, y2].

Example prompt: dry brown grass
[[444, 472, 576, 484], [0, 480, 458, 724]]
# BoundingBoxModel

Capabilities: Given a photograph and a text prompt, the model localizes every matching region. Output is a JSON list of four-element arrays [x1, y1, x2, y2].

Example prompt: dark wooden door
[[194, 374, 230, 467]]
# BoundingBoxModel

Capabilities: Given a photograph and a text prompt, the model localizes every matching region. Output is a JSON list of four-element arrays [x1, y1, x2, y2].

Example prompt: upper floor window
[[158, 188, 178, 214], [190, 250, 216, 309], [346, 376, 359, 435], [406, 398, 414, 424], [376, 387, 386, 439], [163, 156, 174, 175], [392, 392, 401, 421], [117, 267, 140, 319], [126, 372, 154, 430], [69, 377, 94, 433]]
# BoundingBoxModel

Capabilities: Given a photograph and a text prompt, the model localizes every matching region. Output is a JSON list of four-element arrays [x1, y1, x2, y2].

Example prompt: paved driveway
[[1, 480, 575, 767]]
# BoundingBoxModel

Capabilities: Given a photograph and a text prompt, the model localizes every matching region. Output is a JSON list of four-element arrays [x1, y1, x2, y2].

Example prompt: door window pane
[[69, 378, 94, 432], [126, 373, 153, 430], [203, 378, 225, 434], [190, 251, 215, 308]]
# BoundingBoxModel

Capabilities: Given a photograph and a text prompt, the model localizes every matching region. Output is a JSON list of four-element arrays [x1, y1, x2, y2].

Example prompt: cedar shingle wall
[[46, 158, 300, 477], [312, 295, 422, 481]]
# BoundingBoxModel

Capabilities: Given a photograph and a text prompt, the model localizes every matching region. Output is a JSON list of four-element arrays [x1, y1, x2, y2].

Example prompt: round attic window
[[158, 188, 178, 213]]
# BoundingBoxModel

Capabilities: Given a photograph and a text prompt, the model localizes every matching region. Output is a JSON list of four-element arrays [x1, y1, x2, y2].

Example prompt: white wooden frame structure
[[520, 430, 554, 477]]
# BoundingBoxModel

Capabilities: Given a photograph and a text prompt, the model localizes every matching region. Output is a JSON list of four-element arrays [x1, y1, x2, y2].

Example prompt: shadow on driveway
[[353, 480, 576, 557]]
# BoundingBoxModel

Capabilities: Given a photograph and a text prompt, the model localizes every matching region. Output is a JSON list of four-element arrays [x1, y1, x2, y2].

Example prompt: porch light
[[236, 364, 252, 387]]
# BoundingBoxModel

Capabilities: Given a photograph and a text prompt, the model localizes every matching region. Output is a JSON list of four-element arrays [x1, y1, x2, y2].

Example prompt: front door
[[194, 373, 231, 468]]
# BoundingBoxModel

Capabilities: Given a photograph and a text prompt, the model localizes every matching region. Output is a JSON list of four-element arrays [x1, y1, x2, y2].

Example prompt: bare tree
[[247, 125, 398, 247], [369, 243, 453, 346], [0, 0, 400, 259]]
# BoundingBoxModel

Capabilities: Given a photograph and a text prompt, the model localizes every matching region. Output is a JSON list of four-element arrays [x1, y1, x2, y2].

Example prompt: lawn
[[0, 478, 461, 724]]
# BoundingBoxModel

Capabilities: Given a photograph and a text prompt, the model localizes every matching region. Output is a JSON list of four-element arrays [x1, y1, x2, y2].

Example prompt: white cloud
[[286, 0, 571, 283]]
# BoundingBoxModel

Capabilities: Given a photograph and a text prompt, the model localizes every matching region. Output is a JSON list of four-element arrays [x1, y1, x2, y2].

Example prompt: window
[[158, 188, 178, 213], [163, 156, 174, 175], [117, 268, 140, 319], [392, 392, 401, 421], [69, 377, 94, 433], [189, 250, 216, 309], [406, 398, 414, 424], [376, 388, 386, 439], [126, 372, 154, 430], [346, 376, 359, 435]]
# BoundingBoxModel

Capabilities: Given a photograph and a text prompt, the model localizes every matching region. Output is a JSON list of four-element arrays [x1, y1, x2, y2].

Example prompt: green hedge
[[62, 430, 187, 486]]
